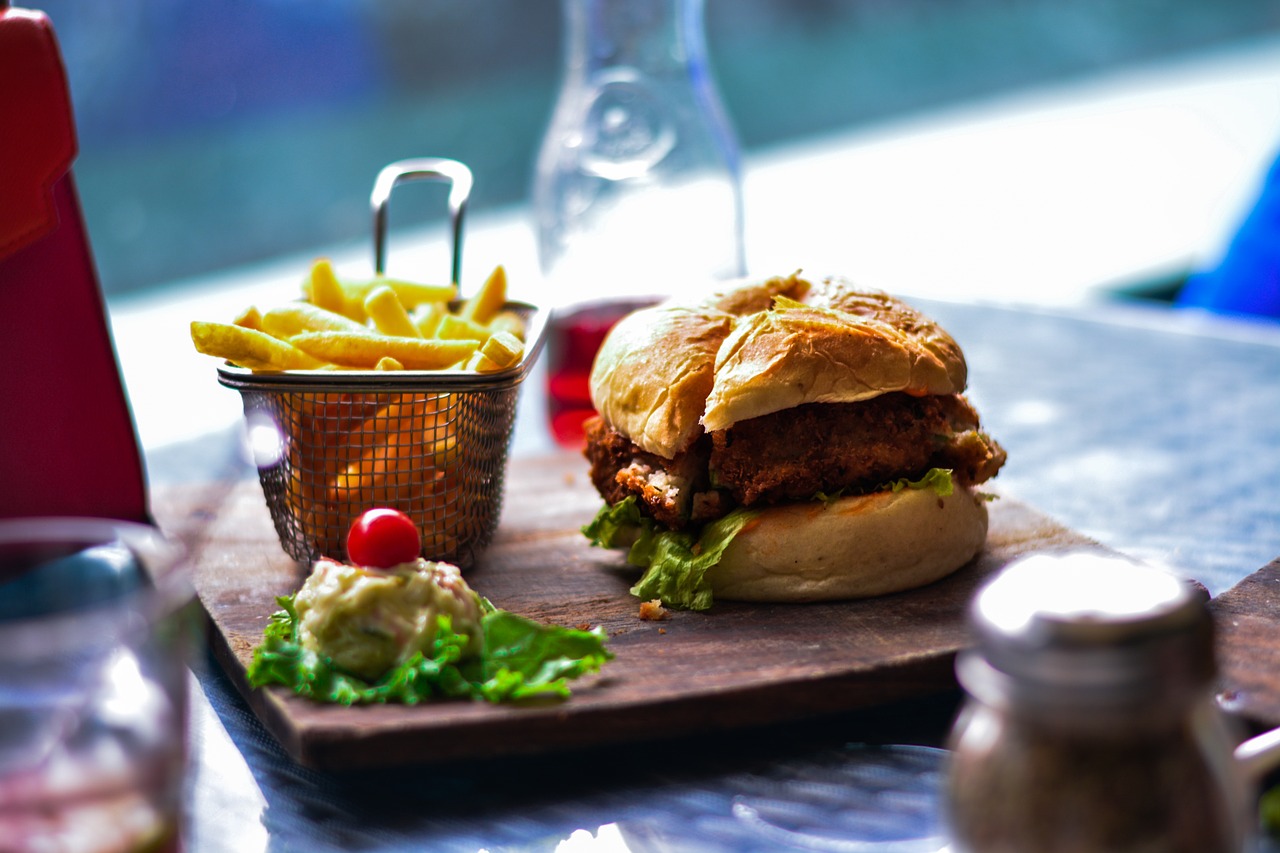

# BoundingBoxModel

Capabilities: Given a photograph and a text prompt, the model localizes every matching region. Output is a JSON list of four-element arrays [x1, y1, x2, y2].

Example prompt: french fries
[[286, 392, 466, 560], [346, 277, 456, 309], [289, 330, 479, 370], [191, 258, 532, 562], [190, 258, 527, 373], [260, 303, 365, 338], [480, 331, 524, 369], [328, 398, 456, 501], [190, 321, 325, 370], [305, 258, 348, 317], [364, 284, 421, 338], [458, 264, 507, 325]]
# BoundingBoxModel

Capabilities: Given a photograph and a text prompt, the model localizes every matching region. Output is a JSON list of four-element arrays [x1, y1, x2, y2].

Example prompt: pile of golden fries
[[193, 259, 530, 564], [190, 258, 526, 373]]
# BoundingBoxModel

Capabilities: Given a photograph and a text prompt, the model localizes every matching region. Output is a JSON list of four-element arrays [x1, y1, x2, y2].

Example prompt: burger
[[580, 272, 1007, 610]]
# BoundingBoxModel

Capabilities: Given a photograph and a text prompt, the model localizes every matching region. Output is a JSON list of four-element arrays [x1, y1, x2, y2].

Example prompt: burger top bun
[[709, 484, 989, 603], [588, 303, 736, 460], [589, 272, 969, 458]]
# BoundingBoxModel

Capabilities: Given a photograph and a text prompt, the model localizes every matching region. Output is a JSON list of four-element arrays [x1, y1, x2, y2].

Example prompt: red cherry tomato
[[346, 508, 421, 569]]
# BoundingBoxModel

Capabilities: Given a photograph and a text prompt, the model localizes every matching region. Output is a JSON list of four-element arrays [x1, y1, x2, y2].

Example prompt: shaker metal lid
[[964, 551, 1214, 701]]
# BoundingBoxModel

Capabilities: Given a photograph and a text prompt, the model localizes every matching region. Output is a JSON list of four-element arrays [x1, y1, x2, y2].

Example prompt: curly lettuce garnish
[[884, 466, 954, 496], [584, 500, 757, 612], [816, 468, 956, 504], [246, 595, 612, 705], [583, 468, 958, 612]]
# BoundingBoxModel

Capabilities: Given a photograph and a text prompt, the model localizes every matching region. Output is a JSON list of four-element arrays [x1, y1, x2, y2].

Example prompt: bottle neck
[[563, 0, 707, 75]]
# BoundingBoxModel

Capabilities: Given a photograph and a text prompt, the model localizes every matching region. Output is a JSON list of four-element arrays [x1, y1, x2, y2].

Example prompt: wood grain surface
[[1210, 557, 1280, 729], [153, 453, 1105, 771]]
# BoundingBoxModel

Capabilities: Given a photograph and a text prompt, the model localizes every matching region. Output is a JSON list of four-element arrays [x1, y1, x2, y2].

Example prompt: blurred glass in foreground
[[533, 0, 745, 449], [0, 518, 196, 853]]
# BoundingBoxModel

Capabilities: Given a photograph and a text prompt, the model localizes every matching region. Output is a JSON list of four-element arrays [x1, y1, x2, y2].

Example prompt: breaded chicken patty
[[712, 394, 1005, 506], [583, 393, 1006, 532]]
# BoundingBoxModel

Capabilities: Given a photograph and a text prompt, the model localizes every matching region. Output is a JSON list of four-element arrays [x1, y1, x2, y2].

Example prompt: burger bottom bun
[[709, 486, 989, 603]]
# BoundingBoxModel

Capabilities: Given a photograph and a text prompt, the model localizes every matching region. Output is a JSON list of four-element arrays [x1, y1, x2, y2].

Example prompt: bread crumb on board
[[639, 599, 670, 621]]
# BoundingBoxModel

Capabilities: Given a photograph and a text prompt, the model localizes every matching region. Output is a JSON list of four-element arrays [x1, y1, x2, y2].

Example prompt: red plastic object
[[0, 6, 148, 522]]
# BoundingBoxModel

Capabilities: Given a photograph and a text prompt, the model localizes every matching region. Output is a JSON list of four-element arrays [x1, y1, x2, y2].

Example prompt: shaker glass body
[[947, 691, 1246, 853], [944, 553, 1252, 853]]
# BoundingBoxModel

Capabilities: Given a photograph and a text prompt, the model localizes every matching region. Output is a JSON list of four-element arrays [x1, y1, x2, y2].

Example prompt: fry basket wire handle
[[370, 158, 472, 291]]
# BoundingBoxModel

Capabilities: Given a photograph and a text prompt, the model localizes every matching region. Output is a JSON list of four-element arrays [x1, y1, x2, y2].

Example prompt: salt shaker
[[945, 552, 1251, 853], [532, 0, 745, 302]]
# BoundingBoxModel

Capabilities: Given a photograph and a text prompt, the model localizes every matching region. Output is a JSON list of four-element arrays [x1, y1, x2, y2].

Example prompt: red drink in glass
[[546, 297, 657, 450]]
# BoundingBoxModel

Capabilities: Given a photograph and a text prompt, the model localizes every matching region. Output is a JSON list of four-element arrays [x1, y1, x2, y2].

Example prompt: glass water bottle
[[533, 0, 745, 447]]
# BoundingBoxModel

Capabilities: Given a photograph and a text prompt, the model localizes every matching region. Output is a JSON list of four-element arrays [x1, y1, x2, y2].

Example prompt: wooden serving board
[[1210, 557, 1280, 729], [154, 453, 1103, 771]]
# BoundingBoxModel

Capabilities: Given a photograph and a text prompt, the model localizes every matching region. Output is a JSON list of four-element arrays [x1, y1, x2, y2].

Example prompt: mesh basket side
[[237, 384, 520, 568]]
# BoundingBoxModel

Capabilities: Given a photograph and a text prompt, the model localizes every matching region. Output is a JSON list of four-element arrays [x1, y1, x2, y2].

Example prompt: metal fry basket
[[217, 159, 547, 568]]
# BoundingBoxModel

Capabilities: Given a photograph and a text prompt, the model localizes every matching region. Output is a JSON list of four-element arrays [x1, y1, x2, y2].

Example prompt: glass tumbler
[[0, 518, 196, 853]]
